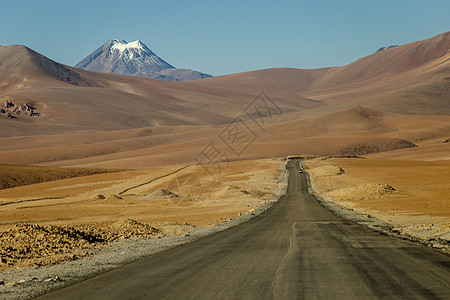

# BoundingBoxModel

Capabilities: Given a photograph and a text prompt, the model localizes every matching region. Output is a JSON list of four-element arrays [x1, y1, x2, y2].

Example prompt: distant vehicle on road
[[299, 169, 303, 173]]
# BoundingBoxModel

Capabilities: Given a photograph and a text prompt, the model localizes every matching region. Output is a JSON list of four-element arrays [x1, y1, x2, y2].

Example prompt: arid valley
[[0, 29, 449, 299]]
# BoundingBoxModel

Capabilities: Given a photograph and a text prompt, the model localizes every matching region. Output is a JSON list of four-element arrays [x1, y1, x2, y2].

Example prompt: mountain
[[0, 45, 95, 88], [188, 31, 449, 115], [75, 39, 212, 81], [0, 32, 449, 168]]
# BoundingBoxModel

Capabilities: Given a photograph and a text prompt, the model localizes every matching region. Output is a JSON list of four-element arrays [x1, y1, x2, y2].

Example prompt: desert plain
[[0, 158, 286, 269], [306, 136, 450, 245], [0, 31, 449, 297]]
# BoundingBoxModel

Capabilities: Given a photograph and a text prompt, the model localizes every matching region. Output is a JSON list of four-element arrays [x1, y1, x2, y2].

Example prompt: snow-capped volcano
[[110, 39, 145, 54], [75, 39, 211, 81]]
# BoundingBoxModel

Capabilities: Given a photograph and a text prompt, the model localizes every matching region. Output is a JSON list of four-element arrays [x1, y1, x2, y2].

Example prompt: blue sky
[[0, 0, 448, 76]]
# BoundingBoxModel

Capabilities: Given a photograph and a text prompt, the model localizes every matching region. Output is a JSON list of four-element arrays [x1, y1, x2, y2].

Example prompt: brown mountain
[[0, 32, 448, 168], [0, 45, 95, 89]]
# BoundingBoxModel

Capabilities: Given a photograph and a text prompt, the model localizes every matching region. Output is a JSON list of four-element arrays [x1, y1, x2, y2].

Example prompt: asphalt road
[[38, 160, 450, 299]]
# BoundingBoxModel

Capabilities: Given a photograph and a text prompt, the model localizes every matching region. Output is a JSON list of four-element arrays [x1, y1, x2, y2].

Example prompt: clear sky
[[0, 0, 449, 76]]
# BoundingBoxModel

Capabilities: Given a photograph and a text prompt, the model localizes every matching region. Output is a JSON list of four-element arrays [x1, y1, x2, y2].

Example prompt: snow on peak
[[109, 39, 149, 60], [111, 40, 144, 52]]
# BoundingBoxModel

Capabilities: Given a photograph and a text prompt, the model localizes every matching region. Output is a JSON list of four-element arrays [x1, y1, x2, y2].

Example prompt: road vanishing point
[[38, 160, 450, 299]]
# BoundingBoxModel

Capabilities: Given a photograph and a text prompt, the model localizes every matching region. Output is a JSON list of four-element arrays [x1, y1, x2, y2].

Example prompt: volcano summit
[[75, 39, 211, 81]]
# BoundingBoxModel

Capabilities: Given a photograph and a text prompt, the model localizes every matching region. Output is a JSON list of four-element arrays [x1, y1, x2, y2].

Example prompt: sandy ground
[[0, 158, 288, 298], [1, 149, 449, 297], [0, 159, 283, 231], [0, 158, 285, 263], [1, 137, 449, 298], [304, 143, 450, 251]]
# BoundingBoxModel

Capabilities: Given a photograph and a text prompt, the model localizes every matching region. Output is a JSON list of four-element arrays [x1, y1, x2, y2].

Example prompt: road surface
[[38, 160, 450, 299]]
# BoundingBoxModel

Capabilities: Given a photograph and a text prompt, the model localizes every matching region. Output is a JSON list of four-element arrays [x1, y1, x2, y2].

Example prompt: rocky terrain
[[0, 99, 39, 120], [376, 45, 398, 52], [0, 220, 160, 270], [338, 138, 417, 156]]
